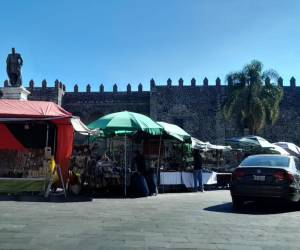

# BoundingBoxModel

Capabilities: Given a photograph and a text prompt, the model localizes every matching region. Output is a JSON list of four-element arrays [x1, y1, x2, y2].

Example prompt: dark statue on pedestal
[[6, 48, 23, 87]]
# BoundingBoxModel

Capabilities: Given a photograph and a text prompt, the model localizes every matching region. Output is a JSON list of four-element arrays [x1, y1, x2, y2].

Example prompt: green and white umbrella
[[157, 121, 191, 143], [88, 111, 163, 136]]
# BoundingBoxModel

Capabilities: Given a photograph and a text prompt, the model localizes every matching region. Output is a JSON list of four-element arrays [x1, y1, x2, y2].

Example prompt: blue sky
[[0, 0, 299, 91]]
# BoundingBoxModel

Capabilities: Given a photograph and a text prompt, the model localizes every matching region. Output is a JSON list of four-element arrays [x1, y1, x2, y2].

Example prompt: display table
[[160, 171, 217, 188], [0, 178, 48, 193]]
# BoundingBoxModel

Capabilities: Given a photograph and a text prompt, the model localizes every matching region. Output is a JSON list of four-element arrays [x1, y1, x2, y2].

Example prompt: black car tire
[[232, 196, 244, 210]]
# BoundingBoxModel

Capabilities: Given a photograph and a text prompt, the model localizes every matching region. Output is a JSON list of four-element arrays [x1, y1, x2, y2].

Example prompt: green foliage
[[223, 60, 283, 135]]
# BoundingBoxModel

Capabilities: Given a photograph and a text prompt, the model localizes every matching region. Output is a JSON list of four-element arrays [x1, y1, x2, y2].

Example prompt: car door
[[292, 157, 300, 191]]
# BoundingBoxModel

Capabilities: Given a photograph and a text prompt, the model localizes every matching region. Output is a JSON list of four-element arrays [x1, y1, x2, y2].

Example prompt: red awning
[[0, 100, 72, 120]]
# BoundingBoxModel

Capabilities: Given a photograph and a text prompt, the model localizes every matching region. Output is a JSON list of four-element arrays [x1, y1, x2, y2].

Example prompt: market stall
[[154, 122, 218, 191], [0, 100, 74, 194], [224, 136, 289, 174], [225, 136, 289, 156], [71, 137, 131, 193], [88, 111, 163, 196], [273, 142, 300, 157], [68, 116, 98, 194], [191, 137, 232, 188], [157, 121, 192, 169]]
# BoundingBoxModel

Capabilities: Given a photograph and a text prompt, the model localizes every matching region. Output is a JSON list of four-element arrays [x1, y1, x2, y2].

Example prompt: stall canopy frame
[[71, 116, 97, 135]]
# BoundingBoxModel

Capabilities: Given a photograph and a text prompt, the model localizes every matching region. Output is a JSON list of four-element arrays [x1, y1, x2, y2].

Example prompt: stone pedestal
[[0, 86, 30, 100]]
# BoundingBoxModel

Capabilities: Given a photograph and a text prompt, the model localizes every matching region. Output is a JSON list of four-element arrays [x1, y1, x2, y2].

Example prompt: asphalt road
[[1, 190, 300, 250]]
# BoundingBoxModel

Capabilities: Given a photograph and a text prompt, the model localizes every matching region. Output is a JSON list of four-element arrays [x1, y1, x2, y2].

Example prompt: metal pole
[[124, 134, 127, 197], [44, 123, 51, 196], [112, 138, 115, 161], [57, 164, 67, 198], [45, 124, 49, 147], [157, 134, 162, 191], [53, 127, 57, 156]]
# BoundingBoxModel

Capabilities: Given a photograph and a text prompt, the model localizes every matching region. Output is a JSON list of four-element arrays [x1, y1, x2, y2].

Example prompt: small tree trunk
[[249, 126, 254, 136]]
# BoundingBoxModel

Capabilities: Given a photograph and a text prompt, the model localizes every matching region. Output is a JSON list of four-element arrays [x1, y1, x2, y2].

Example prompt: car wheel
[[232, 196, 244, 210]]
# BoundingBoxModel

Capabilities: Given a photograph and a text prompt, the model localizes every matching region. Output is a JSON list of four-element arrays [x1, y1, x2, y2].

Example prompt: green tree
[[223, 60, 283, 135]]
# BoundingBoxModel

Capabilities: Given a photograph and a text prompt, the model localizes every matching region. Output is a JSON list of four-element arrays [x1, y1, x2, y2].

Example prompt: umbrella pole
[[124, 134, 127, 197], [157, 134, 162, 192], [110, 138, 114, 161], [44, 123, 50, 196]]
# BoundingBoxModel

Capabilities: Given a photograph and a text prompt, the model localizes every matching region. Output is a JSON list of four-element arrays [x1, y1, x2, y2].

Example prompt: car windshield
[[240, 155, 290, 167]]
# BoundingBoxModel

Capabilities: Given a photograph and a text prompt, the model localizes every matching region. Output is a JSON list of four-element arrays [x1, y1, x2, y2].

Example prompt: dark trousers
[[130, 173, 149, 197], [145, 172, 158, 195]]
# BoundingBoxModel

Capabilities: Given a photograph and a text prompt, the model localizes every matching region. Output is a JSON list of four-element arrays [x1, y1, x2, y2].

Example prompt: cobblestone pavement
[[1, 190, 300, 250]]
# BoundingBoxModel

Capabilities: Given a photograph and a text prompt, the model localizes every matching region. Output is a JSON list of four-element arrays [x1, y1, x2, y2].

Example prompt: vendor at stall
[[193, 149, 204, 192], [132, 150, 158, 196], [133, 150, 146, 175]]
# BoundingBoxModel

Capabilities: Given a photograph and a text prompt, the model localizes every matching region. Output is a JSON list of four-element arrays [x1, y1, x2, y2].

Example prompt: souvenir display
[[70, 144, 131, 190], [0, 149, 49, 178]]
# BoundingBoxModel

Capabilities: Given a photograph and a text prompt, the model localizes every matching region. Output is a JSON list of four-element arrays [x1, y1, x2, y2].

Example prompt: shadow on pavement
[[204, 200, 300, 215], [0, 191, 150, 202], [0, 194, 93, 203]]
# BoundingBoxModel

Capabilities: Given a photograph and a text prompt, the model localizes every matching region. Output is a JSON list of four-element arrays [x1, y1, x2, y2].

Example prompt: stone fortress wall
[[18, 76, 300, 145]]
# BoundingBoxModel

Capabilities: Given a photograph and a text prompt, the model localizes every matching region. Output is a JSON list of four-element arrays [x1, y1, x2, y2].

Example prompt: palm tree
[[223, 60, 283, 135]]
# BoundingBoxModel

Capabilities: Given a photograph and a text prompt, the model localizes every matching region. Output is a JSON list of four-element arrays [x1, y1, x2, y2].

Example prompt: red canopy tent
[[0, 100, 74, 180]]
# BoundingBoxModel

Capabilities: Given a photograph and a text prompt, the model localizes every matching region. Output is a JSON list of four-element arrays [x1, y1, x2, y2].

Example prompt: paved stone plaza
[[1, 190, 300, 250]]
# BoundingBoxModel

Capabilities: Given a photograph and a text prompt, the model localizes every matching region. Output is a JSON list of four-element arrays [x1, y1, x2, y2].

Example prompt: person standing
[[134, 150, 157, 195], [193, 149, 204, 192], [134, 150, 146, 176], [147, 160, 158, 196], [131, 150, 149, 197]]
